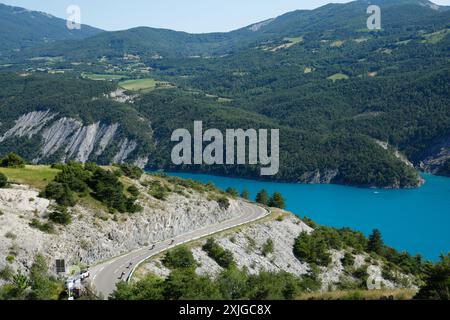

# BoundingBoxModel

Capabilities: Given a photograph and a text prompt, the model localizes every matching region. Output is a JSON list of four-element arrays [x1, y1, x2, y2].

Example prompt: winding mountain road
[[89, 201, 269, 298]]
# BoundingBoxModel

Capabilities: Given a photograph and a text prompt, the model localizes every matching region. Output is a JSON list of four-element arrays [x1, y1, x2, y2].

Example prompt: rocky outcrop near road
[[0, 177, 241, 276], [140, 212, 417, 291]]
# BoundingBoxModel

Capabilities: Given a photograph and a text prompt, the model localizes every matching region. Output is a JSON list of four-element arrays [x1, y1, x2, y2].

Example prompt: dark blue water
[[159, 172, 450, 261]]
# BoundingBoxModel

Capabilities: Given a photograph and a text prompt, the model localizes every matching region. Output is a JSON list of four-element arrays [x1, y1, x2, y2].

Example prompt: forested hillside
[[0, 0, 449, 187], [0, 3, 102, 57]]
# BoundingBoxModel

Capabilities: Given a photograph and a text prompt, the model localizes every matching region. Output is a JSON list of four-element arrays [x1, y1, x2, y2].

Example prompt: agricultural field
[[82, 73, 128, 81], [327, 73, 350, 82], [118, 78, 172, 91]]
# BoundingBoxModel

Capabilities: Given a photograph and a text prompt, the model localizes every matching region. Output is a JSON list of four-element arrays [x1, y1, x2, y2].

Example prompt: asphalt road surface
[[89, 201, 269, 298]]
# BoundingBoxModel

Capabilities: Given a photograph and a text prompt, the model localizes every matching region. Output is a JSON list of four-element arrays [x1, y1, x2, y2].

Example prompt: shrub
[[341, 252, 355, 269], [0, 172, 8, 188], [352, 265, 369, 285], [29, 219, 55, 234], [0, 153, 25, 168], [261, 238, 274, 257], [119, 164, 143, 180], [163, 246, 197, 270], [4, 232, 16, 240], [217, 196, 230, 210], [302, 216, 317, 229], [0, 266, 14, 281], [127, 185, 140, 197], [202, 238, 235, 269], [293, 231, 331, 267], [48, 207, 72, 225], [150, 186, 168, 200], [40, 182, 76, 207]]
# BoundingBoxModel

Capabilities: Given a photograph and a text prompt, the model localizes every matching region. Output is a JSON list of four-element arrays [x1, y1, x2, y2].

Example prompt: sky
[[1, 0, 450, 33]]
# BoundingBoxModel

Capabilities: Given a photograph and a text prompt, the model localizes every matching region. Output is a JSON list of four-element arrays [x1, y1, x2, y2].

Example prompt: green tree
[[226, 188, 239, 198], [217, 268, 248, 300], [255, 189, 269, 206], [246, 271, 300, 300], [203, 238, 235, 269], [415, 254, 450, 300], [163, 246, 197, 270], [0, 153, 25, 168], [0, 172, 7, 188], [240, 189, 250, 200], [163, 268, 220, 300], [110, 274, 165, 300], [269, 192, 286, 209], [40, 182, 76, 207], [48, 207, 72, 225], [293, 232, 331, 267], [261, 238, 274, 257], [54, 162, 90, 194], [367, 229, 384, 255], [28, 254, 63, 300], [88, 168, 128, 212]]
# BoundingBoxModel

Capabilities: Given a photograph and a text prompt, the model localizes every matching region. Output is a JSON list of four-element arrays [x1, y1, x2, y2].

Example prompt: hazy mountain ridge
[[0, 3, 103, 57], [10, 0, 449, 61]]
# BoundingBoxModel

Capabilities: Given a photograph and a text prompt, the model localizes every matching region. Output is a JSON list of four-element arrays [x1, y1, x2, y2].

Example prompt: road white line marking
[[93, 202, 270, 296], [124, 204, 270, 284]]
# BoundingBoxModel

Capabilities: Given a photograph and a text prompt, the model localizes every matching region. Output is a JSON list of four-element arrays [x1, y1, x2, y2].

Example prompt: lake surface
[[159, 172, 450, 261]]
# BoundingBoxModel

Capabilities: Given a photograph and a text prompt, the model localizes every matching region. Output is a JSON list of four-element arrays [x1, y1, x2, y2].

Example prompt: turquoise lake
[[161, 172, 450, 261]]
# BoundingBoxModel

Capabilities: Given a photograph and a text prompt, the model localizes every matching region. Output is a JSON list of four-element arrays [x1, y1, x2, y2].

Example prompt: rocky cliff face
[[417, 135, 450, 174], [0, 111, 147, 167]]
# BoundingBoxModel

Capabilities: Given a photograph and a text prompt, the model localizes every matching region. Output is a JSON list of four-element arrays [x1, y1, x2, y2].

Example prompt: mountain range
[[0, 0, 449, 188], [0, 3, 102, 58]]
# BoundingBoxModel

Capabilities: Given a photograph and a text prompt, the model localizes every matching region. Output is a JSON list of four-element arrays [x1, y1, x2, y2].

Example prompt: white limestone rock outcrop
[[0, 179, 242, 274], [0, 111, 141, 164]]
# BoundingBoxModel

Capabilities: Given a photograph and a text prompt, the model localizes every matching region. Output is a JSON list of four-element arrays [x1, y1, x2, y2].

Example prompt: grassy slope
[[0, 165, 59, 189]]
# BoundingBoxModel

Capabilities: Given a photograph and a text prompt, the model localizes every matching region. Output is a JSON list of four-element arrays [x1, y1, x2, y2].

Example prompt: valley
[[0, 0, 448, 189], [0, 0, 449, 302]]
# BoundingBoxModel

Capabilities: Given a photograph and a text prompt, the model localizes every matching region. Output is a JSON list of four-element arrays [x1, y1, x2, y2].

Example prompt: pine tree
[[367, 229, 384, 254], [255, 189, 269, 205], [0, 152, 25, 168], [240, 189, 250, 200], [269, 192, 286, 209], [226, 188, 239, 198]]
